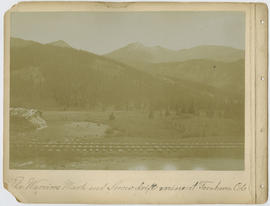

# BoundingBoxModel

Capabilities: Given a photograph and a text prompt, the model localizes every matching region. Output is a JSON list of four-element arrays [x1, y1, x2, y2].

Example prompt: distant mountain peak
[[152, 45, 163, 49], [118, 42, 172, 55], [125, 42, 168, 50], [126, 42, 145, 49], [47, 40, 72, 48]]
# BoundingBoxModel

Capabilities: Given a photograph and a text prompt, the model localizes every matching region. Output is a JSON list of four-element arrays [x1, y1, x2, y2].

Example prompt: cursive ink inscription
[[8, 176, 248, 193]]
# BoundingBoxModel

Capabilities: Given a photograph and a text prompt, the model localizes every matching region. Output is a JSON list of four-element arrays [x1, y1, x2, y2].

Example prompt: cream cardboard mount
[[3, 2, 268, 204]]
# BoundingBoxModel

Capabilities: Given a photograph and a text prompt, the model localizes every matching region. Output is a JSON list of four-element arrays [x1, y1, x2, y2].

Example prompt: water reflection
[[126, 158, 243, 170], [192, 166, 205, 170], [162, 163, 177, 170], [129, 164, 148, 170]]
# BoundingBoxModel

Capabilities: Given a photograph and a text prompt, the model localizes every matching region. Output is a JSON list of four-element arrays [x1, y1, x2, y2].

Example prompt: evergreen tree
[[148, 110, 154, 119], [109, 112, 115, 120]]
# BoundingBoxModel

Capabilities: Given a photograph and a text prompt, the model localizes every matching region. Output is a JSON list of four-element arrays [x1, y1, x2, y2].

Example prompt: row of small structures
[[11, 142, 244, 153]]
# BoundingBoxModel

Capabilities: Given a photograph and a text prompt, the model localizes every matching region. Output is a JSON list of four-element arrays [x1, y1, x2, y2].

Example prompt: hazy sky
[[11, 11, 245, 55]]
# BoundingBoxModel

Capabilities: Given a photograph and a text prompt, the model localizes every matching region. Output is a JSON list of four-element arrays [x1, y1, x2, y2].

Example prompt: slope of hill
[[9, 38, 157, 108], [146, 59, 245, 95], [105, 43, 244, 64]]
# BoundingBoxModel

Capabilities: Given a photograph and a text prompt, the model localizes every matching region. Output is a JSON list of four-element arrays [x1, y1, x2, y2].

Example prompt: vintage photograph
[[9, 11, 245, 170]]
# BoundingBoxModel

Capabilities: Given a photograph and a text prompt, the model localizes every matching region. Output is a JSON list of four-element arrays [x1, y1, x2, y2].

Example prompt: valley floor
[[10, 110, 244, 170]]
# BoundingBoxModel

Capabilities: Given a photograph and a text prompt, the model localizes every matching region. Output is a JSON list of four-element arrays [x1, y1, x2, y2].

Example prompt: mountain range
[[10, 37, 244, 116], [104, 42, 244, 94], [105, 42, 244, 63]]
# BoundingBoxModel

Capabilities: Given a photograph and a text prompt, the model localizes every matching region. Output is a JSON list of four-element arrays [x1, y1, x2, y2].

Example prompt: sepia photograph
[[9, 11, 245, 170]]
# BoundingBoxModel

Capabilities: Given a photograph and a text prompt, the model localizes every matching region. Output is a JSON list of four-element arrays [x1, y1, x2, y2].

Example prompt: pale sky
[[11, 11, 245, 55]]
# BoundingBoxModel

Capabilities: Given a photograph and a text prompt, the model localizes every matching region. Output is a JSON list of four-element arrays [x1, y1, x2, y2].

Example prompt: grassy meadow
[[10, 109, 244, 170]]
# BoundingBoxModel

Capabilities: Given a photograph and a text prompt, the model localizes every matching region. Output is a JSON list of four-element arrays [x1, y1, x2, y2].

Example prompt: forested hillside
[[10, 38, 244, 119]]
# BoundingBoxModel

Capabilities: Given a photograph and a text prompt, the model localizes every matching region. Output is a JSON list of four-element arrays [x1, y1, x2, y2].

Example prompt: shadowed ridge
[[10, 37, 38, 48]]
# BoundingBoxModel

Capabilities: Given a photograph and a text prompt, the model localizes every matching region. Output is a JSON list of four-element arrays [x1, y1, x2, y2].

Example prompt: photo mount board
[[3, 2, 268, 204]]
